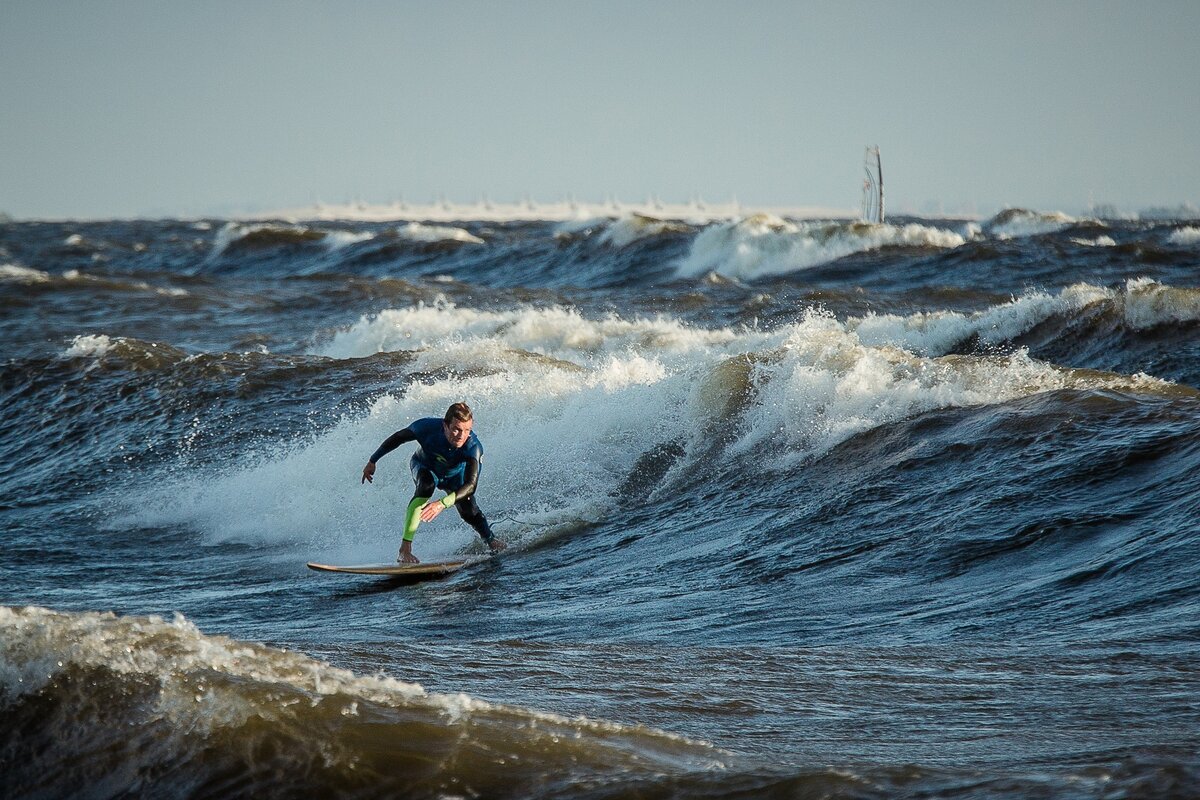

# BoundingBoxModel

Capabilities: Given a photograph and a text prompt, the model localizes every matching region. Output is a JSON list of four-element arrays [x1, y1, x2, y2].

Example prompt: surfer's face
[[443, 418, 472, 448]]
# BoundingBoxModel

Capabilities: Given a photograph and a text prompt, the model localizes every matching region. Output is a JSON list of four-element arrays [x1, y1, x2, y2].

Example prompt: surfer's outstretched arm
[[361, 427, 416, 483]]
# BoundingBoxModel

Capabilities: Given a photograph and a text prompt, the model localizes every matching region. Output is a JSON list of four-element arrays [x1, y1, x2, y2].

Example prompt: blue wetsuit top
[[369, 418, 484, 496]]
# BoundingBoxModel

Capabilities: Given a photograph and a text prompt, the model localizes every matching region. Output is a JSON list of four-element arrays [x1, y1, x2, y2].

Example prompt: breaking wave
[[0, 606, 725, 799], [676, 214, 967, 279]]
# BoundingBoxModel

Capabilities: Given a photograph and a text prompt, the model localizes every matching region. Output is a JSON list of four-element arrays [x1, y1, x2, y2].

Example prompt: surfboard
[[306, 560, 470, 577]]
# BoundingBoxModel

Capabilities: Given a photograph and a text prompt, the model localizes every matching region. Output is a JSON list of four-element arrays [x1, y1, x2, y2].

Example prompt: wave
[[315, 300, 741, 362], [0, 606, 725, 798], [210, 222, 486, 264], [397, 221, 485, 245], [597, 213, 692, 248], [0, 263, 52, 283], [62, 334, 189, 368], [849, 279, 1200, 358], [1070, 235, 1117, 247], [211, 223, 373, 258], [676, 214, 967, 279], [0, 265, 189, 298], [850, 283, 1115, 355], [1168, 226, 1200, 245], [62, 268, 191, 296], [982, 208, 1091, 239], [120, 298, 1183, 551], [1122, 278, 1200, 329]]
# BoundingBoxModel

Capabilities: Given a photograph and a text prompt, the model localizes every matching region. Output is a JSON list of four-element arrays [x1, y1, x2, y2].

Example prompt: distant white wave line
[[254, 198, 860, 225], [123, 288, 1178, 553]]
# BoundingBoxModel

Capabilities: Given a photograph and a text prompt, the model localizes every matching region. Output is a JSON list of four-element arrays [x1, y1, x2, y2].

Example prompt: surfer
[[362, 402, 506, 563]]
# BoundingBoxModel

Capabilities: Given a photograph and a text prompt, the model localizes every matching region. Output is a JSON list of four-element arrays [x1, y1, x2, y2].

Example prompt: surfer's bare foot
[[397, 540, 419, 563], [488, 538, 507, 553]]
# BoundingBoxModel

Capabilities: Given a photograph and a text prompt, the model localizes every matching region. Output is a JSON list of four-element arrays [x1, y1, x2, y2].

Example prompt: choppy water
[[3, 209, 1200, 798]]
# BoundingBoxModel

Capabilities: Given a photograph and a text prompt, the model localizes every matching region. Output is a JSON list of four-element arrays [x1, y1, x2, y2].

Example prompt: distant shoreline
[[7, 200, 984, 225]]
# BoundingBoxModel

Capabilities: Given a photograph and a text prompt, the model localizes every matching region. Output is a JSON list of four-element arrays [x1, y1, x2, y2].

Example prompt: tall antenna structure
[[861, 146, 884, 224]]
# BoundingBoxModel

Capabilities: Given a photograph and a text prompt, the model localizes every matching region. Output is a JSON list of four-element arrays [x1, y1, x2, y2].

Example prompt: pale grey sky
[[2, 0, 1196, 218]]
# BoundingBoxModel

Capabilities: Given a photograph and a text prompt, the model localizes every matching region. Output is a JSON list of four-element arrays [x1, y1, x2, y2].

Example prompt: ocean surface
[[3, 208, 1200, 798]]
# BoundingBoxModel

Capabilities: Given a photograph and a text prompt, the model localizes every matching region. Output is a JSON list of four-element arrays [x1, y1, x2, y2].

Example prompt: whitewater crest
[[211, 222, 372, 257], [129, 292, 1186, 551], [315, 299, 744, 363], [0, 606, 726, 797], [1168, 226, 1200, 246], [676, 214, 967, 279], [982, 208, 1089, 239], [397, 221, 485, 245], [849, 283, 1116, 355], [0, 263, 52, 283], [1122, 278, 1200, 329]]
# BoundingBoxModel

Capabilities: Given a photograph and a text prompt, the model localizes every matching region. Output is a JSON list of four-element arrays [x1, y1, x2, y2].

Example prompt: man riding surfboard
[[362, 402, 507, 563]]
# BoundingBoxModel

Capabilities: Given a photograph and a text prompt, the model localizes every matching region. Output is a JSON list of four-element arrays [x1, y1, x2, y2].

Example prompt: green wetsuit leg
[[403, 496, 430, 542]]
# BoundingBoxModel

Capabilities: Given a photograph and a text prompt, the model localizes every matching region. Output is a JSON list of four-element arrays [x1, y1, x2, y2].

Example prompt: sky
[[2, 0, 1197, 219]]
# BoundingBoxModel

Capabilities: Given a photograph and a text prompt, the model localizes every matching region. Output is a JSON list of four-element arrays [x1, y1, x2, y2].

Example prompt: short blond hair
[[444, 402, 473, 425]]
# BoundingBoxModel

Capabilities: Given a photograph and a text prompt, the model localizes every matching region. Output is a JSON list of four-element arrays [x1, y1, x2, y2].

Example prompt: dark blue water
[[3, 210, 1200, 798]]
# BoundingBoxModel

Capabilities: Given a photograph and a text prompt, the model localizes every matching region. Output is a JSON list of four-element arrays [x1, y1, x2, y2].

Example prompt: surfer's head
[[443, 402, 473, 448]]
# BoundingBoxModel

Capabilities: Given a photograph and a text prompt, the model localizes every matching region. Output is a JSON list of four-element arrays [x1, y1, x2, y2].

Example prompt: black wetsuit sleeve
[[455, 457, 482, 501], [369, 427, 415, 463]]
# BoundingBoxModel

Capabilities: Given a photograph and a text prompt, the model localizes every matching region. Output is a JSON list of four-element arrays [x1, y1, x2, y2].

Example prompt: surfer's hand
[[419, 500, 444, 522], [361, 462, 375, 484]]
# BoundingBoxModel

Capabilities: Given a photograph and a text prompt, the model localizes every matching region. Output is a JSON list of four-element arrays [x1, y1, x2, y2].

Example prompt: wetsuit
[[369, 417, 495, 544]]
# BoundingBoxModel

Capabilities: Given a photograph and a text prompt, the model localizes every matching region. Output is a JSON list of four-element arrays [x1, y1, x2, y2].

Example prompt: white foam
[[985, 209, 1081, 239], [0, 605, 421, 713], [323, 229, 374, 250], [64, 333, 116, 358], [0, 263, 51, 283], [850, 283, 1114, 355], [0, 605, 718, 757], [1071, 235, 1116, 247], [726, 311, 1172, 465], [1122, 278, 1200, 329], [124, 295, 1178, 554], [1168, 226, 1200, 245], [397, 222, 484, 245], [211, 222, 367, 257], [554, 215, 609, 237], [316, 300, 741, 363], [211, 222, 260, 256], [59, 269, 189, 297], [597, 213, 688, 248], [677, 215, 966, 279]]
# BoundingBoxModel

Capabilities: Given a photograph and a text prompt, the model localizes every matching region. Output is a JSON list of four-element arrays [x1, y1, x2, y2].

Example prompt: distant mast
[[862, 146, 884, 224]]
